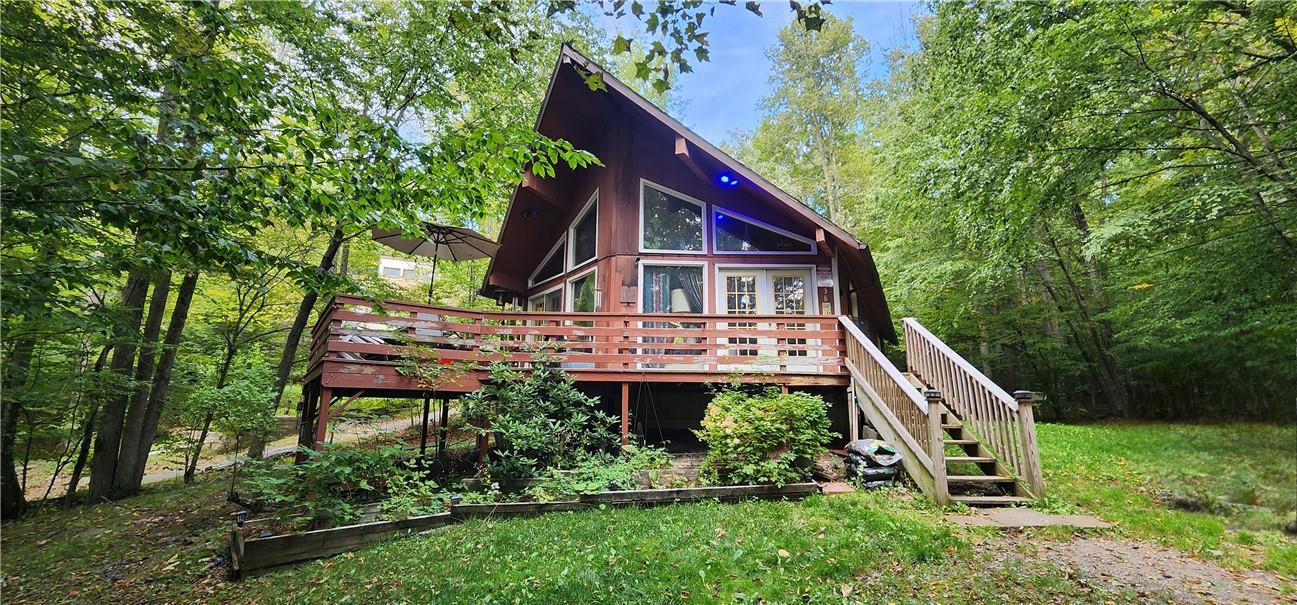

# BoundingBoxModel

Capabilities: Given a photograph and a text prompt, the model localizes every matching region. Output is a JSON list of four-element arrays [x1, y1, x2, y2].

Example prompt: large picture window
[[641, 181, 704, 252], [713, 208, 814, 253], [641, 264, 705, 313], [569, 191, 597, 267]]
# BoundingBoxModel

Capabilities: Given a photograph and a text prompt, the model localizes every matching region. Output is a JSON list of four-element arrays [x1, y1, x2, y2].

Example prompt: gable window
[[569, 191, 597, 268], [640, 180, 705, 253], [713, 208, 815, 254], [530, 237, 565, 286]]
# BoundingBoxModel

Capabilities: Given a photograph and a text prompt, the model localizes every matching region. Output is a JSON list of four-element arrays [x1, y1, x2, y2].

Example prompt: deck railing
[[838, 316, 943, 503], [310, 294, 846, 380], [902, 318, 1044, 497]]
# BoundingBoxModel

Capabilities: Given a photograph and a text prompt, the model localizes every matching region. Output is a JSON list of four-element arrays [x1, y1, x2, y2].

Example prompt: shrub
[[242, 446, 443, 527], [695, 387, 834, 486], [459, 355, 620, 479], [525, 445, 672, 501]]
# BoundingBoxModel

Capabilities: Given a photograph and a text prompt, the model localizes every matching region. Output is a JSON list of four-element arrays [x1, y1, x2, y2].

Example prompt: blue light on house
[[718, 173, 739, 187]]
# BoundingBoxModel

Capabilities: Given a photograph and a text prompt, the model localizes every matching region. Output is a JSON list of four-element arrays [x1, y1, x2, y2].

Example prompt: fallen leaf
[[777, 549, 790, 558]]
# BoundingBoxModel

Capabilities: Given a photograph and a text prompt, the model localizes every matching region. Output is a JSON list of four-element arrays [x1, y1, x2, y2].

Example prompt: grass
[[1, 422, 1292, 604], [1035, 422, 1297, 575]]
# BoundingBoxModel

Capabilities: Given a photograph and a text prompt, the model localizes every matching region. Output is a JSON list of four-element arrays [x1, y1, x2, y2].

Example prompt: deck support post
[[314, 387, 333, 450], [1014, 390, 1045, 498], [620, 382, 630, 448], [295, 382, 319, 461], [924, 388, 949, 505], [847, 378, 859, 442], [419, 395, 431, 456], [436, 398, 450, 465]]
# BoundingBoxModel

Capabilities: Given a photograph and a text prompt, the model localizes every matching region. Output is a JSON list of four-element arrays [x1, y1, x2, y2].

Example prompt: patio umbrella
[[371, 223, 499, 304], [370, 223, 498, 460]]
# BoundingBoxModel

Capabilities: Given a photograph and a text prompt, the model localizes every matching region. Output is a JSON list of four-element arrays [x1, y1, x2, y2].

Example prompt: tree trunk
[[111, 271, 172, 496], [64, 345, 111, 506], [125, 271, 198, 492], [85, 270, 151, 505], [184, 413, 213, 484], [186, 344, 235, 485], [249, 228, 345, 458], [1042, 227, 1129, 416], [1, 336, 35, 519]]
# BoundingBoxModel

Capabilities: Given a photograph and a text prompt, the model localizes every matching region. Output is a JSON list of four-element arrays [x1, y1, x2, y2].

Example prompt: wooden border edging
[[579, 483, 820, 504], [230, 483, 821, 578]]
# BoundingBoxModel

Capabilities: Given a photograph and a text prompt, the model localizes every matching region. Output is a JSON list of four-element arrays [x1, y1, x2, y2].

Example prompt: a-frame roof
[[483, 44, 895, 342], [551, 44, 868, 250]]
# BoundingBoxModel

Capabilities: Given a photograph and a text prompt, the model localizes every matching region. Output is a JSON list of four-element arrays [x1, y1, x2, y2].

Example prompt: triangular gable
[[483, 44, 895, 343]]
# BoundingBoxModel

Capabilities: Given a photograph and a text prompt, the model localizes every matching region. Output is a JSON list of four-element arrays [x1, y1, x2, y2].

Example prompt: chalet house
[[301, 46, 1043, 505]]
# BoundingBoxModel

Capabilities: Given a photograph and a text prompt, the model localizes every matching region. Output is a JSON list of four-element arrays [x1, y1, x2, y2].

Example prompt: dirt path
[[139, 414, 422, 485], [994, 535, 1292, 604]]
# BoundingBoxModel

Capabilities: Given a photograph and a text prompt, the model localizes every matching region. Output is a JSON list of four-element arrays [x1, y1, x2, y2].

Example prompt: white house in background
[[377, 256, 428, 286]]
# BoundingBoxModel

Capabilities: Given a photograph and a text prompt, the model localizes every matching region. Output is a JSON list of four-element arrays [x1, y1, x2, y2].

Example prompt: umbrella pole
[[426, 256, 438, 305]]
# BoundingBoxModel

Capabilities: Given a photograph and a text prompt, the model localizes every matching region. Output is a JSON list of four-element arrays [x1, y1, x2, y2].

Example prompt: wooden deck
[[307, 294, 850, 398]]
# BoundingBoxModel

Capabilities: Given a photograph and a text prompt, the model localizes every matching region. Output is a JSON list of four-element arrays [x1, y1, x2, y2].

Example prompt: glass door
[[769, 269, 814, 371], [718, 268, 813, 370]]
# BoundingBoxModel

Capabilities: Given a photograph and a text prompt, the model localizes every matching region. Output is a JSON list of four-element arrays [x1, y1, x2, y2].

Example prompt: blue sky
[[601, 1, 924, 143]]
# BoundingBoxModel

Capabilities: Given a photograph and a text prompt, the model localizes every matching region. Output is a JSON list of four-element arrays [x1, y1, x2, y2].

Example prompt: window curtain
[[677, 268, 703, 313], [643, 266, 704, 313]]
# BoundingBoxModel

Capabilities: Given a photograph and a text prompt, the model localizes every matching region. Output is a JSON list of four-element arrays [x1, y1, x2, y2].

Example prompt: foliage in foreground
[[460, 358, 620, 479], [695, 388, 834, 486], [8, 422, 1295, 604], [241, 446, 445, 528], [1036, 422, 1297, 575]]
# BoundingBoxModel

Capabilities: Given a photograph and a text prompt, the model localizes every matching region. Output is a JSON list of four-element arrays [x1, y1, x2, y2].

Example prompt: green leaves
[[695, 388, 833, 486]]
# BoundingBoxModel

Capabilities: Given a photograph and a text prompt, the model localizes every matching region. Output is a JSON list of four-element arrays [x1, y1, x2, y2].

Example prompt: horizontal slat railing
[[310, 294, 847, 380], [902, 318, 1044, 497], [838, 317, 933, 474]]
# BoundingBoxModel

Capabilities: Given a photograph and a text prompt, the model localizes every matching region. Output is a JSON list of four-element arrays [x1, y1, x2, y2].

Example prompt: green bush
[[525, 446, 672, 501], [459, 355, 620, 479], [695, 388, 833, 486], [242, 446, 443, 527]]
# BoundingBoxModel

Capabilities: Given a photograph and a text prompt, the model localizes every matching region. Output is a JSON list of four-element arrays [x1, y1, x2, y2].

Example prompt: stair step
[[946, 475, 1014, 483], [950, 495, 1033, 507], [946, 456, 995, 464], [941, 423, 962, 430], [944, 438, 977, 445]]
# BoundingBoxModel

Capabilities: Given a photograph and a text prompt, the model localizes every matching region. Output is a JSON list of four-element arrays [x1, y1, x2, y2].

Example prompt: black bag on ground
[[844, 439, 902, 468]]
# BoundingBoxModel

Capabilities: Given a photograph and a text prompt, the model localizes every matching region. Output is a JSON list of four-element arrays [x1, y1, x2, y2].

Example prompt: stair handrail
[[901, 317, 1044, 497], [838, 317, 933, 473]]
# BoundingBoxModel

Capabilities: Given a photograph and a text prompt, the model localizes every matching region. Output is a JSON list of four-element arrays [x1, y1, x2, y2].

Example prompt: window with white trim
[[569, 191, 597, 267], [713, 208, 814, 253], [641, 182, 704, 252], [530, 237, 565, 286], [528, 287, 562, 312], [568, 270, 597, 312]]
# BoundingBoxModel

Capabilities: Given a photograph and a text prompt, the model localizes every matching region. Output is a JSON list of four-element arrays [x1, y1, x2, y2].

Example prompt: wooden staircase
[[840, 317, 1044, 507], [932, 402, 1034, 506]]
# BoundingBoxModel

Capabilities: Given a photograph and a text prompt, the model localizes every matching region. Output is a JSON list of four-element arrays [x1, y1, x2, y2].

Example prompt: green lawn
[[1035, 422, 1297, 574], [1, 422, 1292, 604]]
